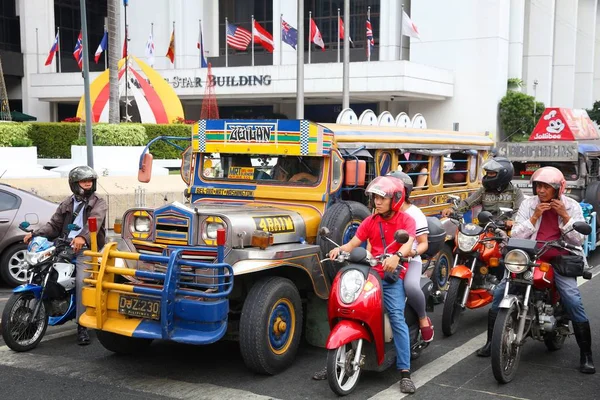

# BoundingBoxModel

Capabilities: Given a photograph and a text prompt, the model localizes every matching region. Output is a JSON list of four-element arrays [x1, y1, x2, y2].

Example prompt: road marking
[[0, 328, 280, 400], [369, 265, 599, 399], [435, 384, 531, 400]]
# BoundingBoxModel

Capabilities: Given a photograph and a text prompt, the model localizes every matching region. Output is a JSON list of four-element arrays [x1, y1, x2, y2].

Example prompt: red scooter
[[320, 227, 437, 396]]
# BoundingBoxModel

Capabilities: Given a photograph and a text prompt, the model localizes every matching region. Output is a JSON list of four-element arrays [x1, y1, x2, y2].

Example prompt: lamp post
[[533, 79, 539, 124]]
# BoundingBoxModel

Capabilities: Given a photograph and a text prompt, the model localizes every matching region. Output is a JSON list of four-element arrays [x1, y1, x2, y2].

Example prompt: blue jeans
[[491, 274, 588, 323], [382, 280, 411, 370]]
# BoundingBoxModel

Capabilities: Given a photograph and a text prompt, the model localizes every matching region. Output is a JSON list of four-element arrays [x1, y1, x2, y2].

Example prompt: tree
[[586, 100, 600, 125], [498, 91, 545, 142]]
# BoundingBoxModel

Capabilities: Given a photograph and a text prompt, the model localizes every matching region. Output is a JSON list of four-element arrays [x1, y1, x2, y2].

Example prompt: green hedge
[[74, 124, 148, 146], [29, 122, 80, 158], [0, 123, 33, 147], [143, 124, 192, 159]]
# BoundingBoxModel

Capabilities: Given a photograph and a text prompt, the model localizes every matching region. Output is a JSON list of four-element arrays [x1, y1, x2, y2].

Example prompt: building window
[[0, 0, 21, 52]]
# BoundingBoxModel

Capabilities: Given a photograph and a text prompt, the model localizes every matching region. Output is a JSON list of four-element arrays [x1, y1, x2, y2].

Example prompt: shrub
[[143, 123, 192, 159], [0, 123, 33, 147], [498, 91, 545, 142], [76, 124, 148, 146], [28, 122, 81, 158]]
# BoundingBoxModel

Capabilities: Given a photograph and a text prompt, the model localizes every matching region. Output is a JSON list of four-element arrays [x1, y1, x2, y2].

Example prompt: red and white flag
[[310, 18, 325, 51], [253, 20, 274, 53], [122, 26, 128, 58], [402, 10, 420, 39], [45, 32, 60, 66], [338, 17, 353, 43]]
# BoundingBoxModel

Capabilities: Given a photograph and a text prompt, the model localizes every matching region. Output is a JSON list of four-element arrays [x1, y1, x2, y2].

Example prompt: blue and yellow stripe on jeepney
[[192, 119, 333, 156], [153, 203, 195, 246]]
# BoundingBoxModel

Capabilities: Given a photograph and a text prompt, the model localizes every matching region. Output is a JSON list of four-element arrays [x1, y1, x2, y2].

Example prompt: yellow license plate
[[118, 295, 160, 320]]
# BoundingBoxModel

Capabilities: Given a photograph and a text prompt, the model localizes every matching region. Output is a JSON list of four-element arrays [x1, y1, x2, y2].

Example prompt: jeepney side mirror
[[138, 152, 153, 183], [344, 160, 366, 187], [180, 146, 193, 185]]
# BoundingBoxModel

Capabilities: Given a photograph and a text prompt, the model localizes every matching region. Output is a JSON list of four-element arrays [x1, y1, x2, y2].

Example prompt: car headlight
[[457, 232, 479, 252], [339, 269, 365, 304], [504, 249, 530, 273], [134, 216, 151, 232], [206, 222, 225, 239]]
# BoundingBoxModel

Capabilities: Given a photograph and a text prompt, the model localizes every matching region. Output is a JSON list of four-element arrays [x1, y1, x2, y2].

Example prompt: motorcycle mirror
[[447, 194, 460, 205], [19, 221, 30, 231], [572, 221, 592, 236], [67, 224, 81, 232], [499, 207, 513, 215], [318, 227, 330, 237], [478, 211, 493, 225], [394, 230, 410, 244]]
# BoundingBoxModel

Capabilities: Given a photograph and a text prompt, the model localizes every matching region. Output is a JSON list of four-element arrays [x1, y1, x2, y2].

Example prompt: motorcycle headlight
[[206, 222, 225, 239], [25, 250, 52, 265], [504, 249, 530, 273], [339, 269, 365, 304], [457, 232, 479, 252], [134, 216, 151, 232]]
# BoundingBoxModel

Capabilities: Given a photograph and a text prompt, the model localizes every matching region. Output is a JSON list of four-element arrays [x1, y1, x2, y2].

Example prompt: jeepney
[[81, 119, 494, 374]]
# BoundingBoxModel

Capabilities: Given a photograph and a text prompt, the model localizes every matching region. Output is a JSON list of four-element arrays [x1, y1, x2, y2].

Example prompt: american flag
[[73, 32, 83, 70], [366, 18, 374, 59], [226, 22, 252, 51]]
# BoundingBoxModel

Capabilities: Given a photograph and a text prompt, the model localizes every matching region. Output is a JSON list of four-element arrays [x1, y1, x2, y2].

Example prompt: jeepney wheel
[[584, 181, 600, 228], [432, 244, 452, 291], [239, 276, 303, 375], [96, 330, 153, 355]]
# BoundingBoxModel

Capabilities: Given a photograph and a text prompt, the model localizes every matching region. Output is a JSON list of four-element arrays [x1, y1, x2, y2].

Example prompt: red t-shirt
[[355, 211, 416, 278], [535, 209, 568, 262]]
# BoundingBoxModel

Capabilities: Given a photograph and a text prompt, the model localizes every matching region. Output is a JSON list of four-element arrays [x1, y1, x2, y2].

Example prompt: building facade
[[4, 0, 600, 138]]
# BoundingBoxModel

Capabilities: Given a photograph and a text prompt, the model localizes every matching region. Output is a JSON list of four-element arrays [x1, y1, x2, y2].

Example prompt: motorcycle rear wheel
[[327, 340, 362, 396], [1, 292, 48, 352], [491, 304, 522, 383], [441, 277, 465, 336]]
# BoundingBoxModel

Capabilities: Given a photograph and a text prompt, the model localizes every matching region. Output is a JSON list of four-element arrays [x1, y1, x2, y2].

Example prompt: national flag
[[45, 32, 60, 66], [253, 20, 274, 53], [338, 17, 353, 43], [166, 29, 175, 63], [402, 10, 420, 39], [366, 18, 374, 58], [122, 27, 128, 58], [145, 32, 155, 66], [226, 22, 252, 51], [198, 23, 208, 68], [309, 18, 325, 51], [94, 30, 108, 63], [73, 32, 83, 70], [281, 19, 297, 49]]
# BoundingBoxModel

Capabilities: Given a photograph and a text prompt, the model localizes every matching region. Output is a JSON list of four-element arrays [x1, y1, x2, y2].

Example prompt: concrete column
[[522, 0, 556, 106], [379, 0, 403, 61], [551, 0, 578, 108], [273, 0, 298, 66], [594, 4, 600, 101], [508, 0, 526, 80], [574, 0, 598, 108]]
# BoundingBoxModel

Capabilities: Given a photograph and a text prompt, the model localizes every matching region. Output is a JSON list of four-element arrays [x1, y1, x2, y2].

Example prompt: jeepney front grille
[[590, 158, 599, 177], [155, 213, 190, 245]]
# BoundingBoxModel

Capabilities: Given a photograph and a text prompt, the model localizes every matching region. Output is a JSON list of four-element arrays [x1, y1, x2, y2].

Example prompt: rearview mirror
[[447, 194, 460, 205], [394, 230, 410, 244], [319, 227, 330, 237], [138, 152, 153, 183], [478, 211, 493, 225], [67, 224, 81, 232], [573, 221, 592, 236], [19, 221, 30, 231]]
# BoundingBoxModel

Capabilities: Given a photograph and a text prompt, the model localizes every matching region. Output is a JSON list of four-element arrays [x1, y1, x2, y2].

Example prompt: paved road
[[0, 260, 598, 399]]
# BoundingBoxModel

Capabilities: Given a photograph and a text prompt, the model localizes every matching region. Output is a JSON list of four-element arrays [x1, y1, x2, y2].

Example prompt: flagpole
[[367, 6, 371, 62], [103, 19, 108, 70], [199, 19, 202, 68], [279, 14, 283, 66], [308, 11, 311, 64], [79, 0, 94, 167], [342, 0, 349, 109], [251, 15, 255, 67], [296, 0, 304, 118], [57, 27, 62, 73], [35, 28, 39, 73], [173, 21, 176, 69], [225, 17, 229, 67], [337, 8, 340, 63], [400, 4, 404, 61]]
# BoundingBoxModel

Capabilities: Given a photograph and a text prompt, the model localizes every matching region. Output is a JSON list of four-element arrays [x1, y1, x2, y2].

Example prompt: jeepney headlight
[[134, 216, 151, 232], [457, 232, 478, 252], [206, 222, 224, 239], [504, 249, 530, 273], [340, 269, 365, 304]]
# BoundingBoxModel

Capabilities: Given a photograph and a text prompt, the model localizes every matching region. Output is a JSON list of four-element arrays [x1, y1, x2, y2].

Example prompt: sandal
[[400, 377, 416, 394], [312, 366, 327, 380]]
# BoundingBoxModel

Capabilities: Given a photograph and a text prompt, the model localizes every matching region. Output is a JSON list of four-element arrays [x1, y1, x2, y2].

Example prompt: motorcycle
[[1, 221, 79, 352], [321, 222, 443, 396], [442, 210, 509, 336], [490, 221, 592, 383]]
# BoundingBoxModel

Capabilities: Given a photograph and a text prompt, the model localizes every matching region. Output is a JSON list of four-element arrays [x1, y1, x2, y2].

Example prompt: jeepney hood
[[153, 201, 308, 247]]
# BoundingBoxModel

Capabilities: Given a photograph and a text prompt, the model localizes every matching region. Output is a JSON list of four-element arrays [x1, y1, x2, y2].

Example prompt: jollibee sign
[[529, 108, 599, 141]]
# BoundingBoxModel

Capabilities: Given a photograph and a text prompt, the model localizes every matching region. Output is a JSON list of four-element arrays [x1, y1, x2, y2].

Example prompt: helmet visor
[[482, 159, 504, 173]]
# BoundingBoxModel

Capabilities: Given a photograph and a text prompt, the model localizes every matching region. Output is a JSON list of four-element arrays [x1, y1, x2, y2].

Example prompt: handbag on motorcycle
[[550, 255, 585, 277]]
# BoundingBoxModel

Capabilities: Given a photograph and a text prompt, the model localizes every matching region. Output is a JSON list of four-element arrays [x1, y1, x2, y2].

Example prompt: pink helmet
[[366, 176, 405, 212], [531, 166, 566, 197]]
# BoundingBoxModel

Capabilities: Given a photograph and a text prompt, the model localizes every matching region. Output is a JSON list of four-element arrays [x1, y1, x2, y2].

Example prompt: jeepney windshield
[[513, 161, 579, 181], [200, 153, 324, 185]]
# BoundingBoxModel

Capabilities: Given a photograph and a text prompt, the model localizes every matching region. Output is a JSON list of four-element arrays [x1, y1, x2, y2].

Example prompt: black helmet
[[387, 170, 413, 199], [68, 166, 98, 200], [481, 157, 513, 192]]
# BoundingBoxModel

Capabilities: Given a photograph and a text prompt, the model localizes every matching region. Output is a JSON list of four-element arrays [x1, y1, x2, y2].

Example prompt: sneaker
[[312, 366, 327, 380], [420, 317, 434, 343], [400, 378, 416, 394], [77, 325, 90, 346]]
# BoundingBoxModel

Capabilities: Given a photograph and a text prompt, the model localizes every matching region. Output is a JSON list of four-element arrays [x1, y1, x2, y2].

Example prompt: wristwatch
[[395, 251, 404, 259]]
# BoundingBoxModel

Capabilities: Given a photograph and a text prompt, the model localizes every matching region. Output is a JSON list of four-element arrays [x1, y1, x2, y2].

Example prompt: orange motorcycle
[[441, 211, 508, 336]]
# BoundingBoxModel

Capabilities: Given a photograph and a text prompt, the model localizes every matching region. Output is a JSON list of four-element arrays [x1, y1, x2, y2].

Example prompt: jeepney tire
[[239, 276, 303, 375], [96, 330, 153, 355], [583, 181, 600, 228], [432, 244, 453, 292], [317, 201, 371, 272]]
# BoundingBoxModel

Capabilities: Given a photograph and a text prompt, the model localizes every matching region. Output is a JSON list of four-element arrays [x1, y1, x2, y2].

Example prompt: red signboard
[[529, 108, 599, 141]]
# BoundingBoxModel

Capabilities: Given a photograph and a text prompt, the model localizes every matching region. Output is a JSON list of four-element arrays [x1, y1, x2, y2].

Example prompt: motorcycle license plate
[[118, 295, 160, 320]]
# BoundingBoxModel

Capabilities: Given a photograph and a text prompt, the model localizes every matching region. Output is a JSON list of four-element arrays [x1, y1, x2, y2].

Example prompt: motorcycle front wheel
[[491, 304, 522, 383], [441, 277, 466, 336], [327, 340, 363, 396], [1, 292, 48, 352]]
